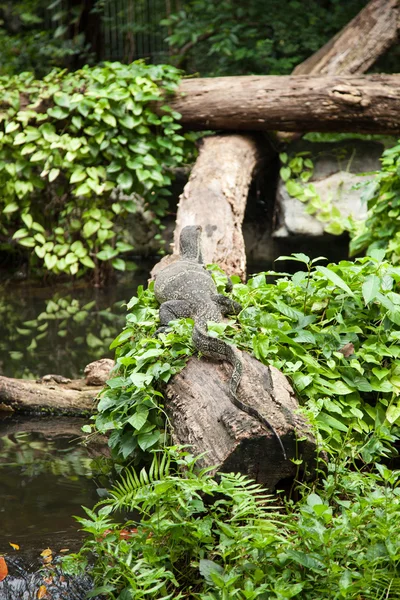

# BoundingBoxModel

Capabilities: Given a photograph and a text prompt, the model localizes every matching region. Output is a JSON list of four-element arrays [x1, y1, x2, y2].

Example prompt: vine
[[280, 139, 400, 264], [0, 61, 194, 278], [279, 150, 359, 237]]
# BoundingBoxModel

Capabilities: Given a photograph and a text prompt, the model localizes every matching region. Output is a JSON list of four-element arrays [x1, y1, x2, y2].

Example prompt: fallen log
[[158, 74, 400, 133], [0, 376, 99, 415], [276, 0, 398, 144], [165, 352, 318, 490], [0, 360, 114, 416], [293, 0, 399, 76], [151, 134, 265, 281]]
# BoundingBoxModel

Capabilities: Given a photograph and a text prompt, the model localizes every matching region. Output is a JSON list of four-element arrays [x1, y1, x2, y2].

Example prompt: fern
[[101, 450, 172, 513]]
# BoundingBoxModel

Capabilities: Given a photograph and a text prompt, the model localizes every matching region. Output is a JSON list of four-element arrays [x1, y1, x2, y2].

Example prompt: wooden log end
[[165, 353, 319, 491]]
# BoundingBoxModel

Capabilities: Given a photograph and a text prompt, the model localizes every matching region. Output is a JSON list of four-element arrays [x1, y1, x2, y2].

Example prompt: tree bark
[[151, 134, 265, 281], [0, 376, 99, 416], [157, 74, 400, 134], [293, 0, 399, 76], [165, 352, 319, 490]]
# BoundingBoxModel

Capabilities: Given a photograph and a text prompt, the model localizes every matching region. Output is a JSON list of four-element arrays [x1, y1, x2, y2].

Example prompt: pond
[[0, 415, 109, 599], [0, 263, 153, 379], [0, 264, 153, 598]]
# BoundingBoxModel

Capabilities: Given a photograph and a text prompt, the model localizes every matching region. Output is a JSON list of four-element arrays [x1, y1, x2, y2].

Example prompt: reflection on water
[[0, 264, 153, 379], [0, 416, 107, 556]]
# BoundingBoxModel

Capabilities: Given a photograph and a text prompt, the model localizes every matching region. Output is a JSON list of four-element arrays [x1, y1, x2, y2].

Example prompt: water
[[0, 415, 109, 598], [0, 265, 153, 597], [0, 264, 153, 379]]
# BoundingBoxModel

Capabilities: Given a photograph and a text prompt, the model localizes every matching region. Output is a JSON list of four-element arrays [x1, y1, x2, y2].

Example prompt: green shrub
[[66, 448, 400, 599], [0, 61, 192, 278], [93, 253, 400, 462], [350, 141, 400, 262]]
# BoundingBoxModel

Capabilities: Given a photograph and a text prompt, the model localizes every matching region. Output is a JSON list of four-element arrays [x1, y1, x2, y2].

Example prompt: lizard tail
[[193, 324, 287, 459]]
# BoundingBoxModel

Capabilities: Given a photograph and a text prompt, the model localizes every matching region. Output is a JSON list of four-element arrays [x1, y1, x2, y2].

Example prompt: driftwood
[[165, 352, 318, 490], [0, 376, 99, 415], [293, 0, 399, 76], [152, 134, 264, 281], [159, 74, 400, 134], [0, 359, 114, 416]]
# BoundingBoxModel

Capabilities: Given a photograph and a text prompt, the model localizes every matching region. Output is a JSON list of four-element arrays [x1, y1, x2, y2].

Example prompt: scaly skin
[[154, 225, 286, 459]]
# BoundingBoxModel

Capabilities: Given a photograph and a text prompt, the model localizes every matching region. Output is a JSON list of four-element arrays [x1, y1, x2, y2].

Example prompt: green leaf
[[362, 274, 380, 305], [53, 92, 71, 108], [97, 247, 119, 261], [280, 166, 291, 181], [137, 430, 160, 451], [286, 179, 304, 197], [70, 168, 86, 184], [80, 255, 96, 269], [86, 333, 103, 348], [86, 586, 115, 598], [128, 410, 149, 430], [103, 113, 117, 127], [47, 106, 69, 120], [19, 237, 36, 248], [199, 559, 224, 584], [285, 549, 324, 571], [5, 121, 19, 134], [316, 413, 348, 433], [316, 266, 354, 297], [386, 404, 400, 425], [3, 202, 19, 214], [276, 253, 310, 264], [44, 254, 58, 270], [83, 220, 100, 238], [111, 257, 126, 271], [12, 228, 28, 239], [117, 171, 133, 191], [130, 372, 153, 388], [21, 213, 33, 229]]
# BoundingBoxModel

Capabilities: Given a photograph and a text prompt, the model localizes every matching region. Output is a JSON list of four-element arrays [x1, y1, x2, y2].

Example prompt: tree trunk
[[293, 0, 399, 76], [157, 74, 400, 134], [0, 376, 99, 415], [151, 134, 265, 281], [165, 352, 319, 490]]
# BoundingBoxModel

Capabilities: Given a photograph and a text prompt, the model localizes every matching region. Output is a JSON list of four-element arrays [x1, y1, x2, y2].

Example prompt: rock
[[84, 359, 115, 386], [273, 139, 384, 238], [40, 374, 72, 384]]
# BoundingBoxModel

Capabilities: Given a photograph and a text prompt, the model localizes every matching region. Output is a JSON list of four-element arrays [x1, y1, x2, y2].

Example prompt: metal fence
[[45, 0, 172, 65], [102, 0, 170, 63]]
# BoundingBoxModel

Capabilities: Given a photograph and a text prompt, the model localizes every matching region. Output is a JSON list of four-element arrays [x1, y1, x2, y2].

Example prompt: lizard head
[[179, 225, 203, 262]]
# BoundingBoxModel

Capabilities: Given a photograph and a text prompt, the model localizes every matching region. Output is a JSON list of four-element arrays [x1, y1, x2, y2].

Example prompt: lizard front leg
[[155, 299, 192, 335], [212, 294, 242, 316]]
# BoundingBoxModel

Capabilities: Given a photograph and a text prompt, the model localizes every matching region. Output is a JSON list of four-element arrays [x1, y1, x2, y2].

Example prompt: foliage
[[350, 141, 400, 263], [66, 447, 400, 599], [93, 253, 400, 462], [279, 148, 365, 237], [281, 139, 400, 265], [0, 61, 192, 279], [162, 0, 367, 75], [70, 253, 400, 598], [90, 283, 194, 461], [0, 0, 95, 77]]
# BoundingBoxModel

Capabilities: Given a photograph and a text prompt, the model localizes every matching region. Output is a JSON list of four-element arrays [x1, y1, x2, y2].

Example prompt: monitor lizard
[[154, 225, 287, 459]]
